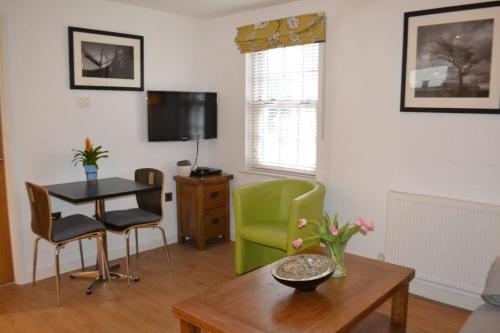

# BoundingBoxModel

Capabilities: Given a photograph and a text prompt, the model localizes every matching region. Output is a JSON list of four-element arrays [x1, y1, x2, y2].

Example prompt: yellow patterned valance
[[235, 12, 325, 54]]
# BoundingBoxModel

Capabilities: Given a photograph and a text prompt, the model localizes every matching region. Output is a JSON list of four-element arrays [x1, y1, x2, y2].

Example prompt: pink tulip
[[329, 225, 338, 236], [355, 218, 366, 227], [298, 218, 308, 229], [360, 225, 369, 235], [292, 238, 303, 249], [365, 221, 375, 231]]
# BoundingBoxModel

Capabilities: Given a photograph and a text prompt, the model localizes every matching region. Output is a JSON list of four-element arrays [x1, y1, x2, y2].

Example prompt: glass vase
[[327, 242, 347, 278], [84, 165, 98, 181]]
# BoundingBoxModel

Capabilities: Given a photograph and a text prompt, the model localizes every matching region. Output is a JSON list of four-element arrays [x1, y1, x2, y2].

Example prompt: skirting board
[[410, 278, 483, 311], [19, 233, 177, 285]]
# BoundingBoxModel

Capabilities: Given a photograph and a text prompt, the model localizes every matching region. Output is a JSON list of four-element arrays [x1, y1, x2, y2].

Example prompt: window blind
[[246, 43, 320, 175]]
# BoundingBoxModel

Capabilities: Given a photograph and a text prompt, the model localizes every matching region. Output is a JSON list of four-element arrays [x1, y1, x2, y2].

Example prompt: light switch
[[79, 96, 90, 108]]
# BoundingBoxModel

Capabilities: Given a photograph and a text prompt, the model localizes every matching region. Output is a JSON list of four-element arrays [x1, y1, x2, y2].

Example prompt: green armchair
[[233, 179, 325, 275]]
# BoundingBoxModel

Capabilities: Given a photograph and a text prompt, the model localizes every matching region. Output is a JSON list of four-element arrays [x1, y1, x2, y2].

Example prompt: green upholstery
[[233, 178, 325, 275], [239, 221, 288, 250]]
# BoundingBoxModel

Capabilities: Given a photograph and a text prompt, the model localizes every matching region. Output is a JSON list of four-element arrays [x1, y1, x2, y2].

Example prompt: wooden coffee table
[[172, 248, 415, 333]]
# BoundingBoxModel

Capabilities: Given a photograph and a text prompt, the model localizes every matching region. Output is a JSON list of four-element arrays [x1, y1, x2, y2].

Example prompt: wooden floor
[[0, 241, 470, 332]]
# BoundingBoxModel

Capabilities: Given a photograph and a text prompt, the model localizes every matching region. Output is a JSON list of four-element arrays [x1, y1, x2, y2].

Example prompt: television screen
[[147, 91, 217, 141]]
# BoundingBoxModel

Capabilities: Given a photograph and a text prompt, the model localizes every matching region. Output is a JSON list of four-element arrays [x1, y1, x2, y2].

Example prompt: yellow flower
[[84, 138, 93, 152]]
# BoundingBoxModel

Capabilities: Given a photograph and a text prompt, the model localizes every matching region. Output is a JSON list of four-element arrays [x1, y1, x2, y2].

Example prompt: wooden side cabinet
[[174, 173, 233, 250]]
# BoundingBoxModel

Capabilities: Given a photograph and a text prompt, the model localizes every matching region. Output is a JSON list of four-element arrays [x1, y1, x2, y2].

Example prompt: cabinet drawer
[[204, 208, 226, 239], [204, 184, 226, 210]]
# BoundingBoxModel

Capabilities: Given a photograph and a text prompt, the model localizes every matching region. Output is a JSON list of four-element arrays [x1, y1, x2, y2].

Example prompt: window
[[246, 43, 321, 176]]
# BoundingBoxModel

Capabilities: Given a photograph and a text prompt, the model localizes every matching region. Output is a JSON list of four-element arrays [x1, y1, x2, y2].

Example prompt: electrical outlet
[[165, 192, 173, 202], [79, 96, 90, 108]]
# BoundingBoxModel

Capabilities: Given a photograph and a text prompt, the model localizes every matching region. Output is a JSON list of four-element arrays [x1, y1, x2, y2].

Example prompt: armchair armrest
[[482, 256, 500, 306], [286, 181, 325, 255]]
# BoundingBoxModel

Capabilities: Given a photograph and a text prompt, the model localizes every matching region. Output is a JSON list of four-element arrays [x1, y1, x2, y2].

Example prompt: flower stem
[[327, 242, 347, 278]]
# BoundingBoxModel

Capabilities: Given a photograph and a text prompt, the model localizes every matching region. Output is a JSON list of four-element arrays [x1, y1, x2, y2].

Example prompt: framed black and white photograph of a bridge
[[69, 27, 144, 91], [401, 1, 500, 114]]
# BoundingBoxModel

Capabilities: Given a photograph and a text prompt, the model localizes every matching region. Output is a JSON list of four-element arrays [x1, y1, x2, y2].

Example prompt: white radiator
[[386, 191, 500, 296]]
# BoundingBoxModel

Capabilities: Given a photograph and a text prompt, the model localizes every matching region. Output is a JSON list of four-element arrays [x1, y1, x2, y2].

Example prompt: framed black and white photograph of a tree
[[401, 1, 500, 113], [68, 27, 144, 91]]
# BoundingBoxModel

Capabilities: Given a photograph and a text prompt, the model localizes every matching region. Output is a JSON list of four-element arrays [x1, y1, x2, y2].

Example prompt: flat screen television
[[147, 91, 217, 141]]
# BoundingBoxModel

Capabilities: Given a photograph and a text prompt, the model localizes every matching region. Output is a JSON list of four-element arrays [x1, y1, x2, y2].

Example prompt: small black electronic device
[[190, 167, 222, 177]]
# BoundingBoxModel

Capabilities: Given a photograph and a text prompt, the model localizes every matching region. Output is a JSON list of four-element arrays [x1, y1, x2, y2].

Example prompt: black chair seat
[[102, 208, 161, 231], [51, 214, 105, 242]]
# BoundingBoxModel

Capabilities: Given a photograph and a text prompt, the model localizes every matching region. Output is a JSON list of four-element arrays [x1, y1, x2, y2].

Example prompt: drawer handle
[[211, 218, 220, 225], [210, 192, 219, 199]]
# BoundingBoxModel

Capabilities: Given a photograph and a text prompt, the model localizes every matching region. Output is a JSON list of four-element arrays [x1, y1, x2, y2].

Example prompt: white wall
[[206, 0, 500, 256], [204, 0, 500, 308], [0, 0, 211, 284]]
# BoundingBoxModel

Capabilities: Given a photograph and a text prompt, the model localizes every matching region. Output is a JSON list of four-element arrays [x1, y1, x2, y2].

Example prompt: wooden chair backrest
[[135, 168, 163, 217], [25, 182, 52, 241]]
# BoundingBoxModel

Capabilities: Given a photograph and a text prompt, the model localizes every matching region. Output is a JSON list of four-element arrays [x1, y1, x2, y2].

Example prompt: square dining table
[[44, 177, 162, 293]]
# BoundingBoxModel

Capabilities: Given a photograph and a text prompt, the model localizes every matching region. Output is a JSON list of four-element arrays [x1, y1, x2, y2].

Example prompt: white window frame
[[244, 43, 325, 178]]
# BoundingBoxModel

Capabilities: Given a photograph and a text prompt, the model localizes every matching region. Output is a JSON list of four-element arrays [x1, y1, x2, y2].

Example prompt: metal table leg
[[70, 235, 111, 295], [95, 198, 139, 283]]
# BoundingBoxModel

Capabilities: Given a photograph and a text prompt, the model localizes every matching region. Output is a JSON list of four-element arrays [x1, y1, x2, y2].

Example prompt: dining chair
[[101, 168, 171, 285], [27, 182, 110, 306]]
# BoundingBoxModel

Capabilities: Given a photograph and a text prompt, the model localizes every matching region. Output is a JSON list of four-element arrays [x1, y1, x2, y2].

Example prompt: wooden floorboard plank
[[0, 241, 470, 332]]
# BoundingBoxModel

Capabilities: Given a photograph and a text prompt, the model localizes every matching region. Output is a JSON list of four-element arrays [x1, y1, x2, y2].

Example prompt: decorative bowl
[[271, 254, 335, 292]]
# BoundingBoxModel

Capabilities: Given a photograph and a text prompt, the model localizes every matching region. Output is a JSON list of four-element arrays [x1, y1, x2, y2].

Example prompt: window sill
[[239, 169, 316, 180]]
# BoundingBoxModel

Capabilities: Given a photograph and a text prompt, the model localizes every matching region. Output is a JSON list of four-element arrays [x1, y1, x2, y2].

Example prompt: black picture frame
[[401, 1, 500, 114], [68, 27, 144, 91]]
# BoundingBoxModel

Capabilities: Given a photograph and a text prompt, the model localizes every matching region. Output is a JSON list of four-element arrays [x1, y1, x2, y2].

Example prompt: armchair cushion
[[239, 220, 288, 251]]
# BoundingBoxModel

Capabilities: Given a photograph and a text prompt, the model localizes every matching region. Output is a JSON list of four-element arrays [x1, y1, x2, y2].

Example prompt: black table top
[[45, 177, 161, 203]]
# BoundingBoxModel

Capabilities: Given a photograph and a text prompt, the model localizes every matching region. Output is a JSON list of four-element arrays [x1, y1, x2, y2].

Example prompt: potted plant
[[72, 138, 109, 180], [176, 160, 192, 177], [292, 213, 374, 278]]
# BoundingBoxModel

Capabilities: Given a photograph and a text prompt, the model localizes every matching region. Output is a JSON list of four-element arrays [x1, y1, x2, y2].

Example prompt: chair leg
[[78, 239, 85, 272], [55, 245, 62, 306], [32, 237, 41, 286], [125, 231, 131, 287], [94, 233, 103, 271], [156, 226, 171, 267], [135, 228, 139, 259]]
